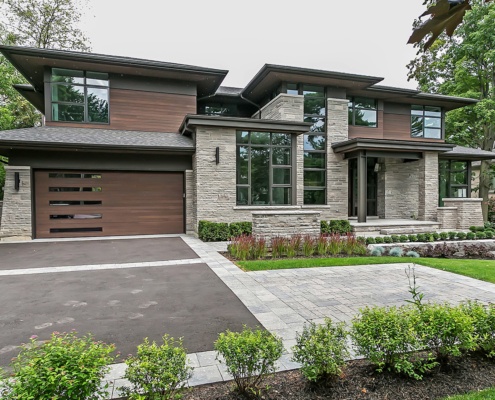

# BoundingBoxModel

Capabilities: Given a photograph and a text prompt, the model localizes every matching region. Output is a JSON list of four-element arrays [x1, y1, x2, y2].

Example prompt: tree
[[408, 0, 495, 219], [409, 0, 493, 50]]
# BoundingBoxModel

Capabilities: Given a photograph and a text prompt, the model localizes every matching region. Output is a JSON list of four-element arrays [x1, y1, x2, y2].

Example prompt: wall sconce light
[[14, 172, 20, 191], [215, 147, 220, 165]]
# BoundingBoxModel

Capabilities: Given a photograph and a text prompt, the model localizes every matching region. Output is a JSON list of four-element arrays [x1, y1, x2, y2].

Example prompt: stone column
[[185, 169, 195, 234], [326, 98, 349, 219], [0, 166, 33, 240], [418, 152, 439, 221]]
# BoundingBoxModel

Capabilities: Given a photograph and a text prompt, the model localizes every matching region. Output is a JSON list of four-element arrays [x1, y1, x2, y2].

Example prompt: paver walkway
[[103, 236, 495, 398]]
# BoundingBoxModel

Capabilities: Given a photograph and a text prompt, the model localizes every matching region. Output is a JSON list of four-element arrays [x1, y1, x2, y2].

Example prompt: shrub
[[408, 234, 418, 242], [374, 237, 384, 244], [229, 222, 252, 237], [391, 235, 400, 243], [370, 246, 385, 257], [439, 232, 449, 240], [327, 234, 344, 255], [432, 232, 440, 241], [400, 235, 409, 243], [466, 232, 476, 240], [476, 231, 487, 240], [476, 226, 486, 232], [122, 335, 192, 400], [406, 250, 420, 258], [448, 231, 457, 240], [351, 306, 436, 380], [383, 236, 393, 244], [461, 301, 495, 358], [198, 220, 230, 242], [251, 237, 267, 259], [287, 235, 302, 258], [457, 231, 467, 240], [292, 318, 349, 383], [417, 303, 476, 362], [3, 331, 115, 400], [469, 226, 477, 232], [316, 235, 329, 256], [484, 221, 494, 230], [366, 237, 376, 245], [215, 327, 283, 396], [228, 236, 267, 260], [344, 233, 367, 256], [486, 230, 494, 239], [416, 233, 427, 242], [357, 236, 367, 244], [328, 220, 352, 234], [389, 247, 404, 257], [321, 220, 330, 234], [426, 234, 435, 242], [302, 235, 316, 257], [271, 236, 286, 258]]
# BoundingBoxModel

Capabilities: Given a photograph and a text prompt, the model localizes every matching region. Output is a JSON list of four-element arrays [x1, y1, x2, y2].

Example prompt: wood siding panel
[[383, 113, 445, 143], [46, 89, 196, 133], [35, 170, 184, 238], [348, 111, 384, 139]]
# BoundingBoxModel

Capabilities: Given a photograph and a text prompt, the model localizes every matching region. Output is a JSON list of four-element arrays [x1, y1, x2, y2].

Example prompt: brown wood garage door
[[34, 170, 184, 238]]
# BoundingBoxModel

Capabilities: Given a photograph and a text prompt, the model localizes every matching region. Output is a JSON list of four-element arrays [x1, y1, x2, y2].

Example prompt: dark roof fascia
[[180, 115, 312, 134], [0, 140, 195, 155], [0, 45, 229, 96], [332, 138, 455, 153], [13, 84, 45, 113]]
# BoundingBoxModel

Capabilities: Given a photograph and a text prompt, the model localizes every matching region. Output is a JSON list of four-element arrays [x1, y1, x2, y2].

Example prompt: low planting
[[198, 220, 252, 242], [321, 219, 352, 235]]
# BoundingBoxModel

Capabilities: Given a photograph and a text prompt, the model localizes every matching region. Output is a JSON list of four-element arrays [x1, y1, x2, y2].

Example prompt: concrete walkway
[[103, 236, 495, 398]]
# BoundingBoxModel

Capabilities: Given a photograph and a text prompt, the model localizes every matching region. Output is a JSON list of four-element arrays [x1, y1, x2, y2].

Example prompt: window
[[348, 97, 377, 127], [411, 105, 442, 139], [439, 160, 470, 206], [51, 68, 109, 123], [199, 102, 238, 116], [236, 131, 292, 205]]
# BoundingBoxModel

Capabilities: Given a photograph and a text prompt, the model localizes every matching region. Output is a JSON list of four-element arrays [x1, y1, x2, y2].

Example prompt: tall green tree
[[408, 0, 495, 219]]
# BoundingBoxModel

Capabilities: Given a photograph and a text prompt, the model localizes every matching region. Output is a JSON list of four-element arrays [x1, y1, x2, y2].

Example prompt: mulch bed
[[183, 354, 495, 399]]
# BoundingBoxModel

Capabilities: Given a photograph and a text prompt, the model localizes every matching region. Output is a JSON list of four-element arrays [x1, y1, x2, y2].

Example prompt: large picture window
[[348, 97, 377, 127], [236, 131, 292, 205], [439, 160, 470, 206], [51, 68, 109, 124], [411, 105, 442, 139]]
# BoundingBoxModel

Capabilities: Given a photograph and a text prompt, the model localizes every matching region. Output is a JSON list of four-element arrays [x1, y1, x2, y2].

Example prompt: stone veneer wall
[[0, 201, 3, 225], [0, 166, 32, 239], [437, 207, 458, 230], [442, 198, 484, 229], [252, 94, 304, 121], [418, 152, 439, 221], [383, 159, 420, 219], [325, 98, 349, 219], [185, 169, 195, 234], [252, 211, 321, 241]]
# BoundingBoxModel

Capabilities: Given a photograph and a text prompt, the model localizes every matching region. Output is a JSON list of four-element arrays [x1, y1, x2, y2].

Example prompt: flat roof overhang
[[332, 138, 455, 157], [13, 84, 45, 113], [0, 45, 228, 97], [180, 115, 312, 135], [440, 145, 495, 161], [241, 64, 384, 103]]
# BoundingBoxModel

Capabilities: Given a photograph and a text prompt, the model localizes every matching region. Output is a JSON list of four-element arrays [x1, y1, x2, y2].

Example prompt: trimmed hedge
[[198, 220, 252, 242], [321, 220, 352, 235]]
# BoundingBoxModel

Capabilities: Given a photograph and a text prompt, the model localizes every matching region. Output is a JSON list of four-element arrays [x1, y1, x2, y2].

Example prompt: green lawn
[[237, 257, 495, 284], [441, 388, 495, 399]]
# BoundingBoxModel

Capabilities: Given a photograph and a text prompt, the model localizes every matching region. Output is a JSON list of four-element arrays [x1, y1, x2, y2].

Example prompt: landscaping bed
[[183, 355, 495, 399]]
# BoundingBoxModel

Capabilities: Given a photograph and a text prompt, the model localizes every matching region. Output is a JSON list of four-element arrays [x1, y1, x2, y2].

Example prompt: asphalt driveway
[[0, 237, 260, 367]]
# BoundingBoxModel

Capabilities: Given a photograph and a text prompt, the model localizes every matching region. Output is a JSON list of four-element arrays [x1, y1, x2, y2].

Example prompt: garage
[[34, 170, 184, 238]]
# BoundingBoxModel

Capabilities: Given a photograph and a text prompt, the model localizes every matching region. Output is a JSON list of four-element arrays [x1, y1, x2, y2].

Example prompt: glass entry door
[[348, 157, 378, 217]]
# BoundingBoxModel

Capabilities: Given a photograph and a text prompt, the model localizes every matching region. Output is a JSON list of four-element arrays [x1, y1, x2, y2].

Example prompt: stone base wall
[[383, 159, 420, 219], [418, 152, 439, 221], [0, 201, 3, 225], [442, 198, 484, 229], [0, 166, 33, 239], [252, 211, 321, 241], [437, 207, 458, 230], [252, 94, 304, 121], [185, 169, 195, 234]]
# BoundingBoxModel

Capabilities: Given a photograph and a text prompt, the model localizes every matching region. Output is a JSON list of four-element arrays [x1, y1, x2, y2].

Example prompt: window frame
[[236, 131, 294, 206], [347, 96, 378, 128], [50, 68, 110, 124], [411, 105, 443, 139], [438, 160, 471, 206]]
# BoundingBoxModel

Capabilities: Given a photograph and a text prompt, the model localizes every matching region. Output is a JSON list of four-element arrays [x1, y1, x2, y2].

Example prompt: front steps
[[350, 219, 441, 236]]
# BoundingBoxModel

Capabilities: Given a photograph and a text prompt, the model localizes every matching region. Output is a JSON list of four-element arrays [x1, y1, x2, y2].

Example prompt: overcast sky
[[80, 0, 426, 90]]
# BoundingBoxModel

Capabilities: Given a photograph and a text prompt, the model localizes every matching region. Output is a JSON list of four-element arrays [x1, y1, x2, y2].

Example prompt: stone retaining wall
[[437, 207, 458, 230], [369, 239, 495, 256], [252, 211, 321, 242], [441, 198, 484, 229]]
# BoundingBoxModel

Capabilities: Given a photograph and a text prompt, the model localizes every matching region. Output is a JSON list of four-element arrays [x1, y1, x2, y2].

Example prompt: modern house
[[0, 45, 493, 240]]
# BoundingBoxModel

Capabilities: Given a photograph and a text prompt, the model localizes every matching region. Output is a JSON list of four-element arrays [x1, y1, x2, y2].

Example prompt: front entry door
[[348, 157, 378, 217]]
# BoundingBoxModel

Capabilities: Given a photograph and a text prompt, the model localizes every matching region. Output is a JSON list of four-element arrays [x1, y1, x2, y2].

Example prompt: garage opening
[[34, 170, 184, 238]]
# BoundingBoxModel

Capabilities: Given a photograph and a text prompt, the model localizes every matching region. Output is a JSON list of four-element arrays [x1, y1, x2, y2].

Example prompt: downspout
[[240, 93, 262, 119]]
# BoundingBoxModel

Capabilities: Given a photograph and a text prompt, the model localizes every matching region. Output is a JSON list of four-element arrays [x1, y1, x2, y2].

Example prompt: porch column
[[357, 151, 367, 223]]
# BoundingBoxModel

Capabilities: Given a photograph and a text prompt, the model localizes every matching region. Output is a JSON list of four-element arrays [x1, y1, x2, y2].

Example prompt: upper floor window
[[236, 131, 292, 206], [411, 105, 442, 139], [198, 102, 238, 117], [51, 68, 109, 124], [347, 97, 377, 127]]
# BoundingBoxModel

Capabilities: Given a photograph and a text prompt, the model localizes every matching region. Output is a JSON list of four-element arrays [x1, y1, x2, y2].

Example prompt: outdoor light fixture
[[14, 172, 20, 191], [374, 163, 381, 172], [215, 147, 220, 165]]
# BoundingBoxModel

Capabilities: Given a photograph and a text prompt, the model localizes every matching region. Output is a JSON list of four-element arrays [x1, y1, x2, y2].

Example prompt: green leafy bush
[[351, 306, 436, 380], [408, 234, 418, 242], [416, 233, 427, 242], [400, 235, 409, 243], [476, 231, 487, 240], [457, 231, 467, 240], [366, 237, 376, 245], [229, 222, 252, 237], [466, 232, 476, 240], [383, 236, 393, 244], [389, 247, 403, 257], [432, 232, 440, 241], [391, 235, 400, 243], [321, 220, 330, 234], [327, 220, 352, 234], [439, 232, 449, 240], [215, 327, 283, 396], [374, 237, 384, 244], [469, 226, 477, 232], [198, 220, 230, 242], [292, 318, 349, 383], [417, 303, 476, 362], [461, 301, 495, 358], [485, 230, 494, 239], [122, 335, 192, 400], [406, 250, 420, 258], [3, 331, 115, 400], [448, 231, 457, 240]]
